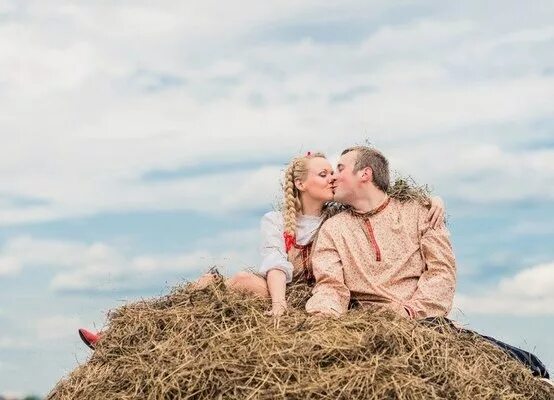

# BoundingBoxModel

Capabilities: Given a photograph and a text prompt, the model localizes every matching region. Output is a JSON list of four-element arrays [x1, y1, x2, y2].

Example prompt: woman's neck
[[300, 197, 323, 217]]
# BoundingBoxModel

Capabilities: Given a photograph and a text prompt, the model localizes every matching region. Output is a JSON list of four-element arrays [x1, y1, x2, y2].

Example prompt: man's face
[[333, 151, 360, 204]]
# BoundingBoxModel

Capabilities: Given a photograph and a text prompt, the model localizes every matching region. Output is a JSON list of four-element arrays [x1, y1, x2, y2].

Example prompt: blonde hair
[[282, 152, 326, 242]]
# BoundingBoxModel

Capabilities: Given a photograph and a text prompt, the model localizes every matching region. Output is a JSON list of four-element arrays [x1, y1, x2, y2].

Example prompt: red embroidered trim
[[295, 242, 314, 282], [363, 219, 381, 262], [371, 197, 391, 216]]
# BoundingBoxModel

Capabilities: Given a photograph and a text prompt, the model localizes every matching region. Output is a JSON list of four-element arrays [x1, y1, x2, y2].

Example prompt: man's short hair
[[341, 146, 390, 192]]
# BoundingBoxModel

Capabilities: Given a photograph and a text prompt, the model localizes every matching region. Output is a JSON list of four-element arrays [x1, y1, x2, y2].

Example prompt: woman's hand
[[266, 301, 287, 318], [428, 196, 446, 228], [266, 301, 287, 328]]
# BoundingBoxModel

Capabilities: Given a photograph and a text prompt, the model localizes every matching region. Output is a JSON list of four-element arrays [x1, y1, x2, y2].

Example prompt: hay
[[387, 177, 432, 207], [48, 279, 552, 400]]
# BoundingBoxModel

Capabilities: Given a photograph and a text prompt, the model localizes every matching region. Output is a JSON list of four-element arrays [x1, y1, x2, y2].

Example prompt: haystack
[[48, 278, 552, 400]]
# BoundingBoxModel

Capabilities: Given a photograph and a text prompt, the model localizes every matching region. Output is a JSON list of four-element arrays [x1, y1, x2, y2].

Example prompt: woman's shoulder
[[261, 210, 284, 227]]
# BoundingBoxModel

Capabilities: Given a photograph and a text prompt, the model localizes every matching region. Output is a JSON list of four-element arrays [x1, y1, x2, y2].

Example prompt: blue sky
[[1, 0, 554, 396]]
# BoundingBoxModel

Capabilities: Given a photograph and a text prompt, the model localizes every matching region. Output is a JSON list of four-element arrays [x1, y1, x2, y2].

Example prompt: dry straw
[[48, 277, 552, 400]]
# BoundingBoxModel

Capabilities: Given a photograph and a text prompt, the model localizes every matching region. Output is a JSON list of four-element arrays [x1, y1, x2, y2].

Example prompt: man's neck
[[350, 188, 388, 214]]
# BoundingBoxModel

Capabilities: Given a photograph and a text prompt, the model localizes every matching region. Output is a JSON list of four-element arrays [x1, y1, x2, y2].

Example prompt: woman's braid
[[282, 152, 326, 245]]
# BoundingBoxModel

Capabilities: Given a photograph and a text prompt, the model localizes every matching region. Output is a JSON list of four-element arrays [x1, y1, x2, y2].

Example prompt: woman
[[78, 152, 445, 348]]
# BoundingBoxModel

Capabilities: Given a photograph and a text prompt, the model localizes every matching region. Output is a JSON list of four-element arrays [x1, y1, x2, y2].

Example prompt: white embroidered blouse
[[259, 211, 323, 283]]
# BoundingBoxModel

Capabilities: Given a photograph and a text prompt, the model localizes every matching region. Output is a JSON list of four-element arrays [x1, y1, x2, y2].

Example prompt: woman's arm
[[427, 196, 445, 229], [266, 269, 287, 317], [258, 212, 294, 317], [259, 212, 294, 283]]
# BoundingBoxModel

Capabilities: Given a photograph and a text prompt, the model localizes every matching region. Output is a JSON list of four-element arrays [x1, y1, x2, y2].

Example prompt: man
[[306, 145, 456, 319], [305, 146, 549, 380]]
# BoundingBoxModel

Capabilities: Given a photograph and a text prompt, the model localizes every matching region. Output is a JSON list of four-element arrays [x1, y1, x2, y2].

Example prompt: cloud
[[1, 3, 554, 227], [0, 233, 258, 292], [0, 336, 32, 349], [454, 261, 554, 315], [35, 315, 82, 340], [0, 255, 20, 276]]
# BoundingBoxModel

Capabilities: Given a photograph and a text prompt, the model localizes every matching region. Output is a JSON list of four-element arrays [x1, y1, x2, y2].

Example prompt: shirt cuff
[[306, 298, 344, 317], [258, 259, 293, 283]]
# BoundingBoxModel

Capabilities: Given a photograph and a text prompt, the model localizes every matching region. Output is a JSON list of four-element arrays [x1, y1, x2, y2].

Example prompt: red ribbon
[[283, 232, 296, 252]]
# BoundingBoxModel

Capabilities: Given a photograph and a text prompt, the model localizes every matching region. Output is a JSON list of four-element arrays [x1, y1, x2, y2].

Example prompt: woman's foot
[[78, 328, 100, 349], [191, 268, 221, 290]]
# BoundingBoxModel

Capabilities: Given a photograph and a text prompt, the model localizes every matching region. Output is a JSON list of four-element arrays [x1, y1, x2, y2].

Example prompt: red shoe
[[78, 328, 100, 349]]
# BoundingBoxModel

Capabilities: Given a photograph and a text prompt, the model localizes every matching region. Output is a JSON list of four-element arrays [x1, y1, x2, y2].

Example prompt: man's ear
[[294, 178, 305, 191], [360, 167, 373, 183]]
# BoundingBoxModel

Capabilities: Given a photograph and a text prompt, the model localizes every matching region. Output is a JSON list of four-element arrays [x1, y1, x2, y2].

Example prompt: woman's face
[[296, 157, 336, 203]]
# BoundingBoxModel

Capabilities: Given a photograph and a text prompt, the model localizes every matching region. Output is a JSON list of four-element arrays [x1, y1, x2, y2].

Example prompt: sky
[[0, 0, 553, 396]]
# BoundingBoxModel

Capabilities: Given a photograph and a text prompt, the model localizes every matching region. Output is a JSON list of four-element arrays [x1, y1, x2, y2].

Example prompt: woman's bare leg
[[191, 272, 219, 290], [191, 270, 269, 298], [226, 271, 270, 298]]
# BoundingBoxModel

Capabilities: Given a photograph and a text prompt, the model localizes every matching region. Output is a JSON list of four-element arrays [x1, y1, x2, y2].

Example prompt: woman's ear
[[294, 178, 305, 192]]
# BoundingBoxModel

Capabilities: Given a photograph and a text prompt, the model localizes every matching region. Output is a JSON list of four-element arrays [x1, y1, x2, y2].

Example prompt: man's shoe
[[78, 328, 100, 350]]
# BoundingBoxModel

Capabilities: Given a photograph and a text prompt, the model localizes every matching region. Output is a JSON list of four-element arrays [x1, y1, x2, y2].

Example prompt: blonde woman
[[78, 152, 445, 348]]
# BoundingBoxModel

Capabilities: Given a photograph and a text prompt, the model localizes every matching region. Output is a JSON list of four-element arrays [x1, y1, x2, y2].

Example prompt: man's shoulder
[[392, 198, 427, 217]]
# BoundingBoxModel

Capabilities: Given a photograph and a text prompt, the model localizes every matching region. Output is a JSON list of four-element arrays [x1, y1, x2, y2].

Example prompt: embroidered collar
[[349, 196, 391, 219]]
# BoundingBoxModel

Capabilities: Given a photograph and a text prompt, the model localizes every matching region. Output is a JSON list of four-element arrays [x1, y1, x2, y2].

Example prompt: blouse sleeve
[[258, 212, 294, 283]]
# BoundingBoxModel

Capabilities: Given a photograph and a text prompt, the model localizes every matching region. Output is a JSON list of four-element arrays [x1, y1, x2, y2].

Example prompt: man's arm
[[404, 205, 456, 319], [305, 223, 350, 317]]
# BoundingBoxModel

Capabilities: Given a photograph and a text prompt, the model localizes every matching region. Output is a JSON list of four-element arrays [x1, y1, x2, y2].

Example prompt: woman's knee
[[227, 271, 254, 288], [227, 272, 268, 297]]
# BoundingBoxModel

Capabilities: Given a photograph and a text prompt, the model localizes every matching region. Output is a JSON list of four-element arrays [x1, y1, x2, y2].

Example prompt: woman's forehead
[[308, 157, 332, 171]]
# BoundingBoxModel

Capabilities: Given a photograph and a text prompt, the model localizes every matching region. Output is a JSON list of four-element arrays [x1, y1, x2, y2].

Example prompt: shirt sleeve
[[404, 205, 457, 319], [258, 212, 294, 283], [305, 222, 350, 317]]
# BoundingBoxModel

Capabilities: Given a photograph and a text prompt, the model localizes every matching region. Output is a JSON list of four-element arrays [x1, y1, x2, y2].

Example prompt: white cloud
[[0, 336, 32, 349], [35, 315, 82, 340], [1, 4, 553, 227], [0, 256, 20, 276], [390, 142, 554, 203], [0, 233, 258, 291], [455, 262, 554, 315]]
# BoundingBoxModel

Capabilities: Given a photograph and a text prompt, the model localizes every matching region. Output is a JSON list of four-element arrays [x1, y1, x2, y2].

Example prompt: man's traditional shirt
[[305, 197, 456, 319]]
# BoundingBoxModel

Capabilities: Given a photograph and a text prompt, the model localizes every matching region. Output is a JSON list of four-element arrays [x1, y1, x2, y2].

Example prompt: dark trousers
[[422, 317, 550, 379]]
